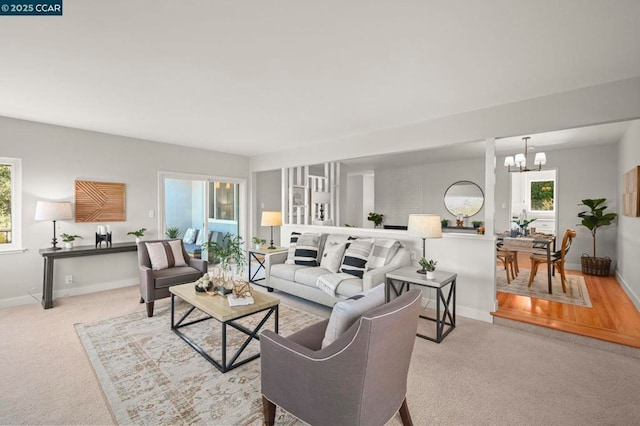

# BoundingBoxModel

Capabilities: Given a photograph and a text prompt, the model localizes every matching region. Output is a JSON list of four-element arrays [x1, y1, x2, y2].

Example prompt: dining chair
[[528, 229, 576, 292], [497, 249, 517, 284]]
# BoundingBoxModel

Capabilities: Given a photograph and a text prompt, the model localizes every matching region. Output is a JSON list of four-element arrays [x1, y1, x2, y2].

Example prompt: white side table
[[386, 266, 457, 343]]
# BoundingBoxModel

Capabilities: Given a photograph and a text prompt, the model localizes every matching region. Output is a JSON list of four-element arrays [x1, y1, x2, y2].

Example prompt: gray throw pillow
[[321, 284, 385, 348]]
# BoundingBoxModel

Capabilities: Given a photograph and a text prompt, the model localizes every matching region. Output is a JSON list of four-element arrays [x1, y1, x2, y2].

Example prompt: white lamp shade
[[504, 156, 515, 167], [514, 153, 526, 166], [312, 191, 331, 204], [534, 152, 547, 166], [34, 201, 73, 221], [261, 211, 282, 227], [407, 214, 442, 239]]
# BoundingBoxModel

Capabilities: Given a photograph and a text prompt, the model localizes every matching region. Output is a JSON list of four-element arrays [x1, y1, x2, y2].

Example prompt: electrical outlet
[[148, 210, 155, 218], [65, 275, 73, 284], [410, 251, 417, 260]]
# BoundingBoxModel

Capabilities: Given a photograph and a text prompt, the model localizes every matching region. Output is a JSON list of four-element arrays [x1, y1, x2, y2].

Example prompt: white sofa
[[264, 231, 411, 307]]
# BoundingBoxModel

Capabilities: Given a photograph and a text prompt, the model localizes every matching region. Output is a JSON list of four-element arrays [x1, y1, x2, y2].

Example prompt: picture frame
[[290, 185, 307, 207]]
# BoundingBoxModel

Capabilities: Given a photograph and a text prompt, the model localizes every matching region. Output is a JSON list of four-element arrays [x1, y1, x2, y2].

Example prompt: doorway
[[159, 172, 246, 257]]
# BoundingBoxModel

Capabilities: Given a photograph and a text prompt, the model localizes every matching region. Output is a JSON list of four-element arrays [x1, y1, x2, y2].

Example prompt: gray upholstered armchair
[[137, 239, 207, 317], [260, 289, 422, 426]]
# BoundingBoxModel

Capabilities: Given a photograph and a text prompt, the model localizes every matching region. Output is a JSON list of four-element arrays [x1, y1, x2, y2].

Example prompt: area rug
[[496, 268, 592, 307], [75, 301, 323, 425]]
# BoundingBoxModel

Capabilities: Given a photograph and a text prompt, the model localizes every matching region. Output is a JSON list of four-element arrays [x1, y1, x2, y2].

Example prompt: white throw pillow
[[368, 238, 401, 269], [320, 241, 347, 273], [146, 241, 187, 271], [321, 284, 386, 348]]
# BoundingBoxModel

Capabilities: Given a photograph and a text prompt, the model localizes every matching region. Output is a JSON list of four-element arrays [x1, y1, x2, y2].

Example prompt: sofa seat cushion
[[335, 279, 364, 298], [153, 266, 202, 289], [270, 263, 306, 282], [294, 267, 333, 287]]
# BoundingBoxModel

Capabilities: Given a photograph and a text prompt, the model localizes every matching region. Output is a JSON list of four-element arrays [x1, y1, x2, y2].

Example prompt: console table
[[39, 242, 138, 309]]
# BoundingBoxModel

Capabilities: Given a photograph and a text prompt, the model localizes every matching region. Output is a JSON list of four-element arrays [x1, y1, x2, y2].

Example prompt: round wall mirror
[[444, 180, 484, 217]]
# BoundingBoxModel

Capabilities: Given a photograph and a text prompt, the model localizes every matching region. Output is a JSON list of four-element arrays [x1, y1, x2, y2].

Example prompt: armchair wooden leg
[[145, 301, 155, 317], [398, 397, 413, 426], [262, 395, 276, 426]]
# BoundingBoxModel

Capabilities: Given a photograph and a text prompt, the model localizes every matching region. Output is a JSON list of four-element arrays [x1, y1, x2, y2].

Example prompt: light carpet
[[75, 301, 322, 425], [496, 268, 592, 307]]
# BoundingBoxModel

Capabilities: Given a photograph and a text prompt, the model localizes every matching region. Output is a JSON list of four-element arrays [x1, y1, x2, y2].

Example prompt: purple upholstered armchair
[[260, 289, 422, 426]]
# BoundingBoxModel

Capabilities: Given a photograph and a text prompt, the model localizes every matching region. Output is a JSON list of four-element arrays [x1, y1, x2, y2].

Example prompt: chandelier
[[504, 137, 546, 172]]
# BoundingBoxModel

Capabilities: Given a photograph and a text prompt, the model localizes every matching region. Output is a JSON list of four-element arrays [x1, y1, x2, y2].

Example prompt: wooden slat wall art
[[75, 180, 126, 222], [623, 166, 640, 217]]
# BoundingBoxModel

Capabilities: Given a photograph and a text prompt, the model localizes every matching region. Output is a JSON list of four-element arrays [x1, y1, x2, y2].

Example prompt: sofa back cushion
[[321, 284, 385, 348], [293, 233, 322, 266], [146, 240, 187, 271], [340, 238, 374, 278]]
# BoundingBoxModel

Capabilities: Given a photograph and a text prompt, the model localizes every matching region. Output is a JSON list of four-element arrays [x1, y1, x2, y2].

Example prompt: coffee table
[[169, 282, 280, 373]]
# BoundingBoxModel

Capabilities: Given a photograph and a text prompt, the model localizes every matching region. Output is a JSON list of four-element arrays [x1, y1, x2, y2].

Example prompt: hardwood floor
[[493, 255, 640, 349]]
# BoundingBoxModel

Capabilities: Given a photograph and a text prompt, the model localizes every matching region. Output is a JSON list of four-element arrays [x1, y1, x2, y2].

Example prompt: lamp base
[[46, 246, 62, 251]]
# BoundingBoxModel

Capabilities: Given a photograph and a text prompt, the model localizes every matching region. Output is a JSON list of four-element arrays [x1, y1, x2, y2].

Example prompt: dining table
[[496, 233, 556, 294]]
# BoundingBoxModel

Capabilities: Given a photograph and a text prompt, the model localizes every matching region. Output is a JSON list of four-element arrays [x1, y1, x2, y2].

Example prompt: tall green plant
[[577, 198, 617, 258], [203, 233, 246, 274]]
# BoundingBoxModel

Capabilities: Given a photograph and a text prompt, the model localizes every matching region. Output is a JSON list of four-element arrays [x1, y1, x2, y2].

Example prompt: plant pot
[[426, 271, 435, 280], [581, 254, 612, 276], [64, 242, 73, 249], [135, 237, 141, 244], [255, 244, 262, 250]]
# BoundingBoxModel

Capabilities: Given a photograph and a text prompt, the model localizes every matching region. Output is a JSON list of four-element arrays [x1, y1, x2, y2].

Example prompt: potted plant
[[127, 228, 147, 243], [61, 233, 82, 249], [367, 212, 384, 228], [203, 233, 246, 286], [472, 220, 483, 229], [165, 226, 181, 239], [441, 219, 449, 229], [577, 198, 617, 276], [419, 258, 437, 279], [251, 236, 267, 249], [512, 218, 536, 236]]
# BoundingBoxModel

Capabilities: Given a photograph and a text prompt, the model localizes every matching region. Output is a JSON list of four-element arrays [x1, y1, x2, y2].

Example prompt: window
[[0, 157, 22, 252], [530, 180, 555, 212], [209, 182, 238, 222]]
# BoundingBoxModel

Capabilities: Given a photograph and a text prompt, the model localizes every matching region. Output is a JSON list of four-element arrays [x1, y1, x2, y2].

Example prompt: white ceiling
[[341, 120, 632, 171], [1, 1, 640, 156]]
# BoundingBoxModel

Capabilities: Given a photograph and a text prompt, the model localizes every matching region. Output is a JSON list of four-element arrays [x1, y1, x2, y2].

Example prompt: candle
[[97, 225, 105, 235], [105, 225, 111, 234]]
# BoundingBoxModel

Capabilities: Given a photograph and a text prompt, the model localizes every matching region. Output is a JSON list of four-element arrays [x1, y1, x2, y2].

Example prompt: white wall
[[0, 116, 249, 307], [254, 169, 282, 243], [375, 158, 485, 227], [617, 120, 640, 309]]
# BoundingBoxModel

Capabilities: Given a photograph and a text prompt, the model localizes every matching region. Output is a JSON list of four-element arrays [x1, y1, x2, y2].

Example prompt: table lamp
[[35, 201, 73, 251], [407, 214, 442, 274], [261, 211, 282, 249], [311, 191, 331, 221]]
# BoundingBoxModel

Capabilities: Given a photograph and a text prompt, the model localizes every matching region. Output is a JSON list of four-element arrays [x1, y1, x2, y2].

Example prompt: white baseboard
[[616, 271, 640, 311], [0, 279, 138, 309]]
